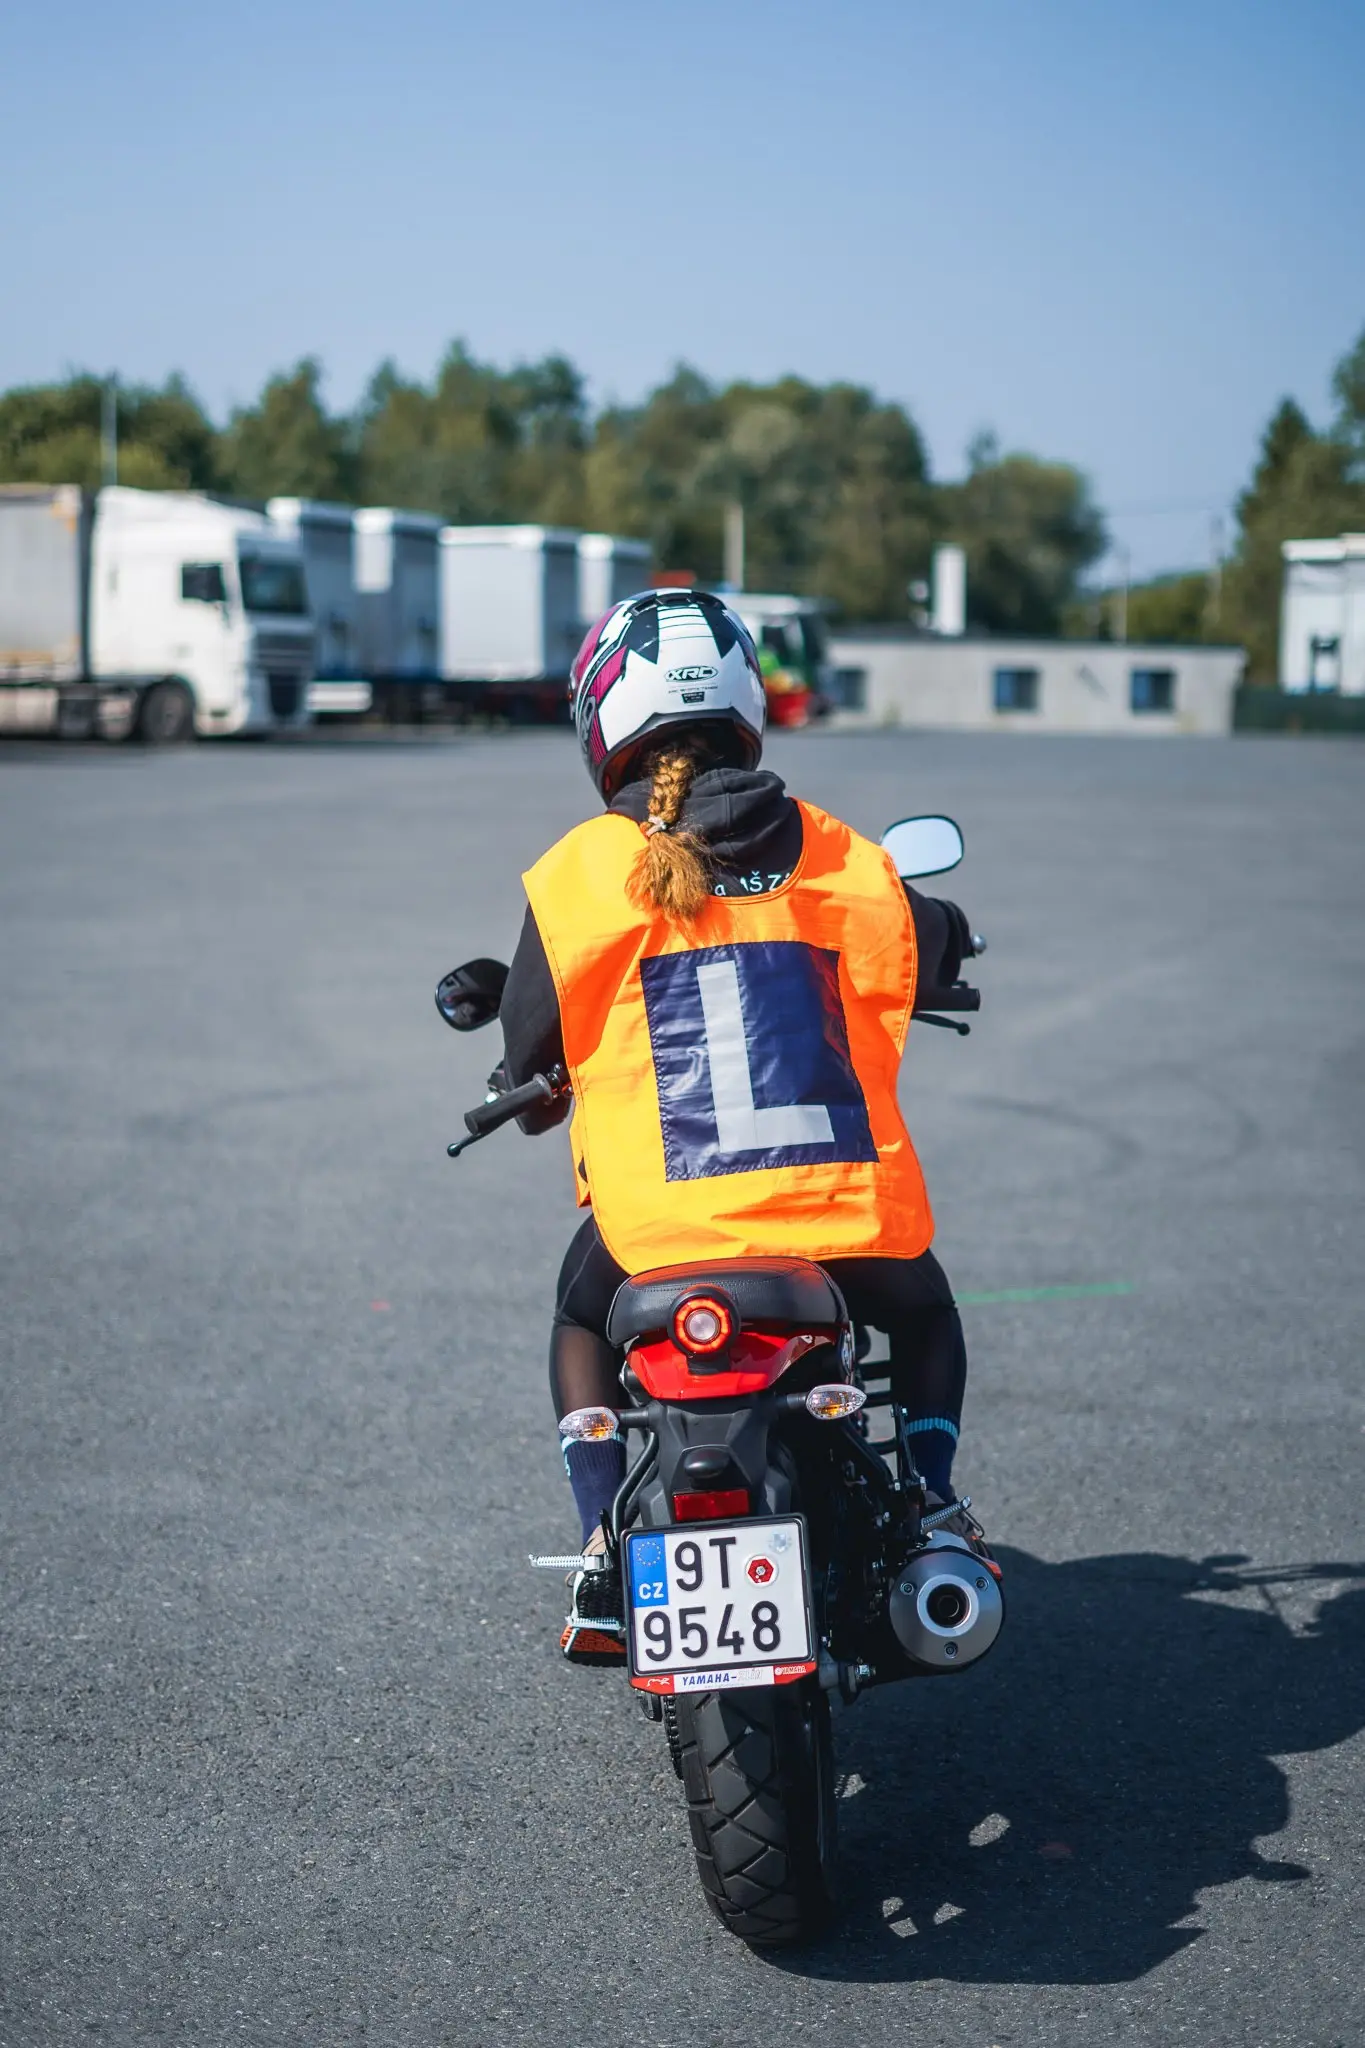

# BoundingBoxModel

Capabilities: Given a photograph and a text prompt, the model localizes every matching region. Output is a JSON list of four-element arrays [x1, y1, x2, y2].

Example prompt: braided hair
[[629, 743, 714, 920]]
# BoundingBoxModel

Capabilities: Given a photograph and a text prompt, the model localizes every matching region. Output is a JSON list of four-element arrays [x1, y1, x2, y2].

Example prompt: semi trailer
[[440, 525, 584, 718], [267, 497, 370, 714], [577, 531, 653, 627], [0, 485, 314, 741]]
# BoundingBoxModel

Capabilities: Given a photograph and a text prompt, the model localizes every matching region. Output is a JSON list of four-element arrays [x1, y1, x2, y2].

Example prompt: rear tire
[[135, 680, 195, 746], [673, 1681, 836, 1947]]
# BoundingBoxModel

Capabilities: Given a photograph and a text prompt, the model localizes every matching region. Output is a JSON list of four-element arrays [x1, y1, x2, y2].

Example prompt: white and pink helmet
[[570, 587, 767, 799]]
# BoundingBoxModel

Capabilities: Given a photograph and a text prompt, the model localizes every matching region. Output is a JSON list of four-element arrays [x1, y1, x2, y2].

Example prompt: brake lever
[[446, 1128, 489, 1159], [914, 1012, 971, 1035]]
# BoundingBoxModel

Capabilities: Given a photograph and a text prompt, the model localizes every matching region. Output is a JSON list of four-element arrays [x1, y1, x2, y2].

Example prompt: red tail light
[[671, 1293, 734, 1355], [671, 1487, 751, 1522]]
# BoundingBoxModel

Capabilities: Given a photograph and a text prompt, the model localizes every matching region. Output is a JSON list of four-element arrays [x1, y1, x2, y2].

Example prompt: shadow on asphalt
[[774, 1548, 1365, 1985]]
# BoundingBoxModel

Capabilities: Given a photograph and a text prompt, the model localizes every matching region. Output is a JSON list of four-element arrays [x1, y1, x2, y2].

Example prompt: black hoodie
[[501, 766, 970, 1103]]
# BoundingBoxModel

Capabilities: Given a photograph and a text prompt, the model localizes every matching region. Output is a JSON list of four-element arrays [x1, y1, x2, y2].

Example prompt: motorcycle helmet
[[570, 587, 767, 800]]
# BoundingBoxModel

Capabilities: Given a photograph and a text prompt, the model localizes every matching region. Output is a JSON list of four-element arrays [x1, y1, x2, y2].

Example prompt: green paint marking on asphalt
[[957, 1281, 1136, 1306]]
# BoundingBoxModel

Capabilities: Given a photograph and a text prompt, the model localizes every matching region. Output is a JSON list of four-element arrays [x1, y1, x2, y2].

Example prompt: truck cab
[[728, 594, 834, 727], [90, 488, 314, 735]]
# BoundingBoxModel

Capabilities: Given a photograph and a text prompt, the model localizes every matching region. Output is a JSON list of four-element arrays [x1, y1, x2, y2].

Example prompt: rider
[[498, 588, 992, 1661]]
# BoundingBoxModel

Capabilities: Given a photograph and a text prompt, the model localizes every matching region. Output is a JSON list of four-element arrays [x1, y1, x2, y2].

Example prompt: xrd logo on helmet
[[666, 665, 719, 683]]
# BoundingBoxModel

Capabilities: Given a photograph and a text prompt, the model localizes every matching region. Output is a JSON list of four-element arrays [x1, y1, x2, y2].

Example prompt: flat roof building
[[826, 630, 1245, 736], [1280, 535, 1365, 695]]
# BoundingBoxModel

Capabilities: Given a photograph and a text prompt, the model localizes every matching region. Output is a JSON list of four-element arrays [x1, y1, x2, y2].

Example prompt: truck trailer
[[577, 532, 653, 628], [440, 525, 582, 716], [0, 484, 314, 741], [354, 507, 443, 717], [267, 497, 371, 714]]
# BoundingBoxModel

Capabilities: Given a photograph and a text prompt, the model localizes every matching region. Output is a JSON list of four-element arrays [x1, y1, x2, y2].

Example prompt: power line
[[1104, 496, 1233, 520]]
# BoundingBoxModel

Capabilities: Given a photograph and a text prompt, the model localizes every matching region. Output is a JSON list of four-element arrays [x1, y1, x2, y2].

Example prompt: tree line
[[1, 326, 1361, 665], [0, 350, 1104, 631]]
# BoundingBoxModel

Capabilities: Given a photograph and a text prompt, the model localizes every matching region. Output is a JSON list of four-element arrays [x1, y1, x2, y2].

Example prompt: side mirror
[[435, 958, 508, 1032], [879, 815, 964, 880]]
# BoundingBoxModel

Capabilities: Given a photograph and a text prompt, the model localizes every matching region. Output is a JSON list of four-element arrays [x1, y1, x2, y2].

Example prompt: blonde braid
[[629, 749, 713, 920]]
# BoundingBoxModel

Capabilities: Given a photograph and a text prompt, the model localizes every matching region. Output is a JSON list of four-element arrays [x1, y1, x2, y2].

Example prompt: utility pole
[[723, 501, 745, 593], [1114, 546, 1130, 644], [101, 376, 118, 487], [1208, 514, 1225, 630]]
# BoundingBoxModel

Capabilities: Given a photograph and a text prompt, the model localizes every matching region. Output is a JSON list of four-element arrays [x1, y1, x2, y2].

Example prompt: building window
[[829, 666, 866, 711], [1130, 667, 1175, 714], [993, 666, 1039, 712]]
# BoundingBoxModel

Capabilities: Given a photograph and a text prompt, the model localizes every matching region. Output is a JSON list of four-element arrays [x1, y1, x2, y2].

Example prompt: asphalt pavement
[[1, 725, 1362, 2048]]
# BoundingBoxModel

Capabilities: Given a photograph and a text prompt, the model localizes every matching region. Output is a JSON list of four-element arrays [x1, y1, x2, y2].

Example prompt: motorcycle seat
[[607, 1256, 846, 1346]]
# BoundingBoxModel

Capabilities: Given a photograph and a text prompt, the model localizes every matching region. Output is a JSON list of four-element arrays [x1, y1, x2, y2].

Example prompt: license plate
[[624, 1516, 815, 1694]]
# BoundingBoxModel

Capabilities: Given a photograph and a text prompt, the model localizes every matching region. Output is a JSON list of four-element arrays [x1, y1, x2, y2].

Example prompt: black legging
[[549, 1215, 967, 1432]]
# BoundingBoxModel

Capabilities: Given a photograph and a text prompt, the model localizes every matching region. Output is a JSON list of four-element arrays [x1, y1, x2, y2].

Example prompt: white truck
[[0, 484, 314, 741]]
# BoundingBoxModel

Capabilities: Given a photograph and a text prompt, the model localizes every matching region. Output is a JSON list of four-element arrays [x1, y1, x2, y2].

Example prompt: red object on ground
[[766, 686, 812, 728]]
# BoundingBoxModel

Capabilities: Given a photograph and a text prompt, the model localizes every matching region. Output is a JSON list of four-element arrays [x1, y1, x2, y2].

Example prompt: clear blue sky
[[5, 0, 1362, 578]]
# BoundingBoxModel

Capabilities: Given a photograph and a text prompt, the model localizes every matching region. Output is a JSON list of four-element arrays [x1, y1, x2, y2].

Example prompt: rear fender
[[635, 1398, 795, 1529], [628, 1328, 819, 1402]]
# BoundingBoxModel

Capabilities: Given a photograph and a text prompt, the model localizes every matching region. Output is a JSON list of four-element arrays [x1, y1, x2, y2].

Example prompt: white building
[[1280, 535, 1365, 694], [825, 631, 1245, 735]]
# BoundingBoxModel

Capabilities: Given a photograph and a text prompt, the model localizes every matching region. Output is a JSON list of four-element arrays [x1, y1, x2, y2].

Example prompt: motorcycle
[[434, 814, 1002, 1947]]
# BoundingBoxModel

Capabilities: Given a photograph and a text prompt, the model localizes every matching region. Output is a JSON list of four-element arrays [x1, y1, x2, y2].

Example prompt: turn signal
[[558, 1406, 620, 1442], [671, 1294, 734, 1355], [804, 1384, 867, 1421]]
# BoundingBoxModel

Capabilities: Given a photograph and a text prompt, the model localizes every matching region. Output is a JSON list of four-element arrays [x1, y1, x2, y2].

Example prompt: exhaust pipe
[[888, 1535, 1004, 1671]]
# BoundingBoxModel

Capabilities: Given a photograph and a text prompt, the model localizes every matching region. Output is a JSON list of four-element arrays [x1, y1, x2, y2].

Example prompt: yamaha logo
[[666, 665, 719, 683]]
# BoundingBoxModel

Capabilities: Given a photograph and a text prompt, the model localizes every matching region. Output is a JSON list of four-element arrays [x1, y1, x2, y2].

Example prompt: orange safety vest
[[521, 799, 933, 1274]]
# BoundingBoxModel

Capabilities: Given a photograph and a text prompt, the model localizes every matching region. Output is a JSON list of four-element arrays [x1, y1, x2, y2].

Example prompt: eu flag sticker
[[629, 1535, 668, 1607]]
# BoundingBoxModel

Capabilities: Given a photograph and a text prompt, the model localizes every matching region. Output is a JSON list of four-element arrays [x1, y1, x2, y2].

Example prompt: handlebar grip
[[914, 982, 981, 1014], [464, 1073, 554, 1137]]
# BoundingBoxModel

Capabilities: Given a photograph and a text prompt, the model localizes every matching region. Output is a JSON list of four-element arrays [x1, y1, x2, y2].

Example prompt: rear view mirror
[[435, 958, 509, 1031], [879, 815, 964, 880]]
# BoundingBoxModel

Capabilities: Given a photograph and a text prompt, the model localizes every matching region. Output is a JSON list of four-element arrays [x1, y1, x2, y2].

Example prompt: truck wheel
[[135, 681, 195, 746], [673, 1680, 837, 1947]]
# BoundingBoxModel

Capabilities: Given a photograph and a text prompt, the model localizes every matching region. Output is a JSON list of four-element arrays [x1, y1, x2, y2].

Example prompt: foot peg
[[528, 1552, 610, 1571], [920, 1493, 973, 1534]]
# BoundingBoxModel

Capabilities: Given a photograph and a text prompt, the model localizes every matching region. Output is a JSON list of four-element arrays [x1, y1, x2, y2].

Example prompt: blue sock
[[903, 1415, 959, 1500], [563, 1436, 627, 1547]]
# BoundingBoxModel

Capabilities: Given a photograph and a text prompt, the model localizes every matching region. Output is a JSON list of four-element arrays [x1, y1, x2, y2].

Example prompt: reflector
[[671, 1488, 751, 1522], [558, 1405, 620, 1442], [804, 1384, 867, 1421]]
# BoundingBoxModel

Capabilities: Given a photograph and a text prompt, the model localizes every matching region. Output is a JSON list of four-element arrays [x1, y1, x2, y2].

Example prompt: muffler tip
[[889, 1540, 1004, 1671]]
